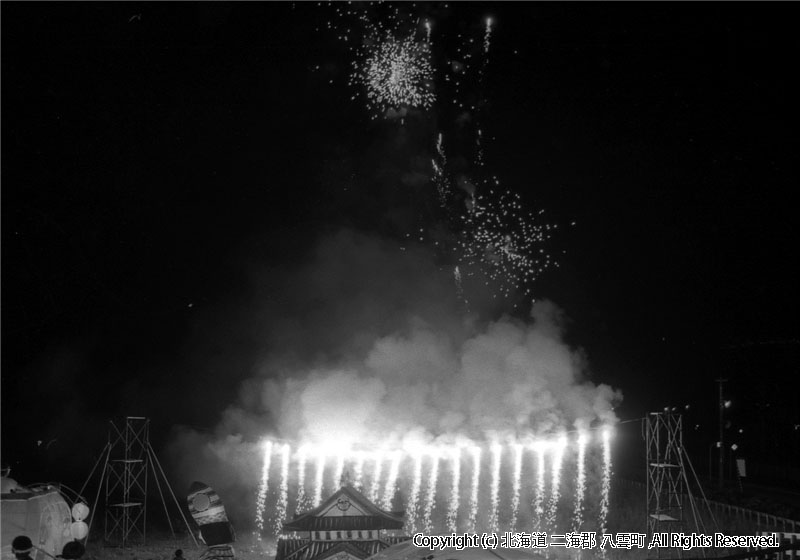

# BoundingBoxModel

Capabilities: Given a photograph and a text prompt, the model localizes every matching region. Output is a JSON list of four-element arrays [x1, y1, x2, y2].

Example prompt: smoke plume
[[166, 229, 620, 524]]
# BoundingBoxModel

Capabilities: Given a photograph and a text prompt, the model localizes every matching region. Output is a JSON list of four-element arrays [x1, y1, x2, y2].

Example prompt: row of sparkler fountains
[[255, 426, 613, 539]]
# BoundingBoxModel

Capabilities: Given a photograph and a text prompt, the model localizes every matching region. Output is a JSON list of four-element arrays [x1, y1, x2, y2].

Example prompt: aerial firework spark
[[483, 18, 493, 55], [351, 30, 435, 117], [317, 5, 557, 303], [458, 188, 557, 302]]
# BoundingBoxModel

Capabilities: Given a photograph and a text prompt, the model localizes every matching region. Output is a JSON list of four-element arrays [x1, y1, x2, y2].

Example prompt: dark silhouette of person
[[12, 536, 34, 560]]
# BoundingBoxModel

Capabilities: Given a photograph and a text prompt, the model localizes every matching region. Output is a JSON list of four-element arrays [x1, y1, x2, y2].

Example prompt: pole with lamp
[[716, 377, 729, 490]]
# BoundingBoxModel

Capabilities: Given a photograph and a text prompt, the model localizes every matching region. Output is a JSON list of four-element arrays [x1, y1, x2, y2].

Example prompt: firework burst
[[457, 185, 557, 303], [351, 30, 435, 117]]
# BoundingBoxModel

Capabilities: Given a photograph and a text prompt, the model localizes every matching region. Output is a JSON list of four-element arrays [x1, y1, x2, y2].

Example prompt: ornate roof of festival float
[[275, 485, 409, 560], [282, 485, 405, 532]]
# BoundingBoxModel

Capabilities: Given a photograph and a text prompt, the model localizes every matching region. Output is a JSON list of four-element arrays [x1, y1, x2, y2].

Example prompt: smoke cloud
[[165, 229, 620, 525]]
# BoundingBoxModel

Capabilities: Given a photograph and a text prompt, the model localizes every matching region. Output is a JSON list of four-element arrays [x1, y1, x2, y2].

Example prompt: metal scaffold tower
[[646, 412, 685, 533], [646, 411, 716, 558], [81, 416, 198, 549], [104, 417, 149, 545]]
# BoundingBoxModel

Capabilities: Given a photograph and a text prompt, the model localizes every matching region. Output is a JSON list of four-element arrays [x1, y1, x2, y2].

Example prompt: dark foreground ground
[[83, 532, 271, 560]]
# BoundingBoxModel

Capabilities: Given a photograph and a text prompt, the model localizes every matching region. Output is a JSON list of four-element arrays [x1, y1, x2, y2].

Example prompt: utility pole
[[716, 378, 728, 490]]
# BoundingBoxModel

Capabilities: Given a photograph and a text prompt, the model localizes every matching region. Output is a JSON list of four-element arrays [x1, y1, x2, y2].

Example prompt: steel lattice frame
[[104, 417, 149, 546], [646, 412, 686, 556]]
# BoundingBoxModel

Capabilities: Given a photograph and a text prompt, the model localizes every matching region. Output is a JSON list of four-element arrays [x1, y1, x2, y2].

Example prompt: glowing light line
[[255, 440, 273, 533], [446, 447, 461, 532], [274, 444, 291, 537], [467, 446, 481, 532], [488, 443, 503, 533], [510, 443, 523, 531], [312, 451, 326, 507], [422, 452, 440, 533]]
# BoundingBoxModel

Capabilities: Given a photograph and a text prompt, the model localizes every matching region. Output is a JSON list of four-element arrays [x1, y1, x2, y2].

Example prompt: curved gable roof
[[282, 486, 405, 532]]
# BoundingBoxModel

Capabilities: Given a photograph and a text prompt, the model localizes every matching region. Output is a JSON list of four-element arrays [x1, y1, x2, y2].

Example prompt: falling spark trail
[[600, 427, 612, 537], [547, 437, 567, 530], [446, 448, 461, 532], [422, 452, 440, 533], [274, 444, 291, 537], [382, 452, 402, 510], [254, 434, 613, 537], [255, 441, 273, 533], [407, 453, 423, 533], [353, 452, 365, 491], [488, 443, 503, 533], [333, 453, 345, 490], [454, 266, 465, 304], [532, 443, 546, 530], [483, 18, 492, 55], [295, 447, 307, 513], [467, 447, 481, 532], [313, 452, 326, 507], [510, 444, 523, 531], [369, 452, 385, 503], [573, 432, 588, 531]]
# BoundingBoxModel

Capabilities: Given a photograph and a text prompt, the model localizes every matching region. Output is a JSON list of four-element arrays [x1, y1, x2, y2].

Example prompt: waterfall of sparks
[[573, 432, 588, 531], [332, 453, 345, 490], [273, 444, 291, 537], [446, 447, 461, 532], [369, 452, 385, 503], [510, 443, 524, 531], [255, 441, 273, 533], [312, 452, 326, 507], [295, 447, 307, 514], [407, 452, 423, 533], [422, 452, 440, 533], [467, 446, 481, 532], [546, 437, 567, 530], [483, 18, 493, 55], [382, 452, 402, 510], [532, 443, 546, 530], [600, 427, 612, 536], [353, 452, 365, 492], [488, 443, 503, 533]]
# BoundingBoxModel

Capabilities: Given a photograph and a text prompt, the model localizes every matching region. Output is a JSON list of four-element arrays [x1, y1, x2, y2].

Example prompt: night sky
[[2, 3, 798, 488]]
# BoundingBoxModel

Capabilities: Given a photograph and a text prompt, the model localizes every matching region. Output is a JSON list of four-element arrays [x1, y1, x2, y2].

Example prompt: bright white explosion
[[254, 429, 614, 539]]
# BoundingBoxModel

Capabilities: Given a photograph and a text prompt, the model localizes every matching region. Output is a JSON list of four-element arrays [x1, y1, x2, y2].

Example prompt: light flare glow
[[255, 440, 273, 534], [254, 428, 615, 536]]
